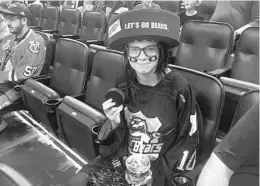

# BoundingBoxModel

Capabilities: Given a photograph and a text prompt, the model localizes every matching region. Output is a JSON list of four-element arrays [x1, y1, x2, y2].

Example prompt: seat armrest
[[78, 39, 104, 46], [62, 96, 106, 122], [41, 30, 59, 34], [34, 76, 51, 85], [207, 67, 232, 78], [53, 34, 79, 40], [220, 77, 260, 91], [73, 94, 86, 102]]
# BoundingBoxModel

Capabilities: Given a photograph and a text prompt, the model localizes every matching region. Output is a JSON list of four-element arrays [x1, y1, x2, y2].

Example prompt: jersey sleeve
[[214, 101, 259, 172], [163, 83, 199, 172], [0, 35, 46, 82]]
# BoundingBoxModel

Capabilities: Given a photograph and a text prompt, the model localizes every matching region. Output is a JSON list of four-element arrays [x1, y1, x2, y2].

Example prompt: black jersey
[[81, 70, 202, 186]]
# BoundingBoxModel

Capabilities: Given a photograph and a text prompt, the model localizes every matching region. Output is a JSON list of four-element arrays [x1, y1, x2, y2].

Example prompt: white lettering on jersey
[[23, 66, 38, 77], [125, 107, 163, 161], [176, 150, 196, 171]]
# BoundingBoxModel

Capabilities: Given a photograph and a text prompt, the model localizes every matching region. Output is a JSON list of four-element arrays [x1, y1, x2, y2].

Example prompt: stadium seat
[[35, 31, 56, 75], [167, 65, 225, 180], [228, 27, 259, 84], [78, 11, 106, 45], [197, 0, 217, 21], [0, 163, 32, 186], [217, 27, 259, 133], [218, 77, 260, 133], [55, 8, 81, 39], [56, 49, 125, 160], [29, 3, 43, 28], [168, 65, 225, 164], [41, 6, 60, 33], [229, 89, 259, 130], [21, 39, 90, 135], [175, 21, 234, 72]]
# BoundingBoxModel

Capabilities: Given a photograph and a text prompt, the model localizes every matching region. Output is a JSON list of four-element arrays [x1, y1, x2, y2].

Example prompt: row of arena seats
[[19, 39, 259, 181], [19, 35, 258, 160], [175, 21, 259, 132], [29, 5, 106, 42]]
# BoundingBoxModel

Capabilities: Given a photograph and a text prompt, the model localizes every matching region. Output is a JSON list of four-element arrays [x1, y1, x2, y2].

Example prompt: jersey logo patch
[[125, 108, 163, 161], [29, 41, 40, 53]]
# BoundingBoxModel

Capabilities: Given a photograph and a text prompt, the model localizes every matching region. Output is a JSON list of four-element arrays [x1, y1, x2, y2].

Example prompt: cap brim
[[110, 35, 179, 51], [0, 6, 21, 16]]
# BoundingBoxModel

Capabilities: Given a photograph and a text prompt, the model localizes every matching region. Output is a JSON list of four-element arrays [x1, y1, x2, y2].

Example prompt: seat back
[[58, 8, 81, 35], [230, 27, 259, 84], [35, 31, 56, 75], [154, 1, 180, 13], [197, 0, 217, 21], [41, 6, 60, 30], [50, 38, 90, 96], [85, 49, 125, 111], [79, 11, 106, 41], [230, 89, 259, 129], [29, 4, 43, 27], [176, 21, 234, 71], [168, 65, 225, 162]]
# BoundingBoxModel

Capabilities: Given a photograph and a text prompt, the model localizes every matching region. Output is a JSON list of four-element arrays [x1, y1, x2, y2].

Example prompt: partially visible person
[[77, 0, 94, 13], [69, 8, 202, 186], [0, 13, 10, 42], [197, 101, 259, 186], [178, 0, 204, 26], [210, 0, 259, 36], [134, 0, 160, 10], [61, 0, 76, 10], [0, 2, 46, 131]]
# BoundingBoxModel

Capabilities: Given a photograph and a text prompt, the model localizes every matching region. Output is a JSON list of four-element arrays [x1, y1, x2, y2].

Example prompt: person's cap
[[107, 9, 180, 51], [0, 2, 32, 20]]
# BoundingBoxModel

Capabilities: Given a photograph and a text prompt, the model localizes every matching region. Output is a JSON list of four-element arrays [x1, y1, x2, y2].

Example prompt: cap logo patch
[[124, 21, 169, 31], [108, 19, 122, 38], [8, 4, 17, 8]]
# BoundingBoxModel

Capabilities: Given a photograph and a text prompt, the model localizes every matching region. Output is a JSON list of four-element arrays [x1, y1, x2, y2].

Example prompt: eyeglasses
[[126, 45, 159, 58], [3, 15, 21, 22]]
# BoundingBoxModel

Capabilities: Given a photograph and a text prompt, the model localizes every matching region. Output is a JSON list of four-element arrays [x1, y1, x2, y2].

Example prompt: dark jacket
[[82, 70, 203, 186]]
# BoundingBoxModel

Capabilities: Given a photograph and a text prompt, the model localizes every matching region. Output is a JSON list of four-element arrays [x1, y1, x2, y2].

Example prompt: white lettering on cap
[[108, 19, 122, 38], [124, 21, 169, 31]]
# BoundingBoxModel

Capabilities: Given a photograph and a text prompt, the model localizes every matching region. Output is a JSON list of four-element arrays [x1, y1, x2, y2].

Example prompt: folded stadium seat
[[229, 89, 259, 130], [167, 65, 225, 180], [0, 163, 32, 186], [196, 0, 217, 21], [40, 6, 60, 33], [175, 21, 234, 74], [29, 3, 43, 29], [77, 11, 106, 46], [21, 38, 90, 136], [228, 27, 259, 84], [55, 49, 125, 160], [35, 31, 56, 75], [154, 1, 180, 13], [53, 8, 81, 40], [217, 27, 259, 133]]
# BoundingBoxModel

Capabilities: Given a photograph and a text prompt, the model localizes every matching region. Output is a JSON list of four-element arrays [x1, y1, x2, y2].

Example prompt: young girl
[[69, 9, 202, 186]]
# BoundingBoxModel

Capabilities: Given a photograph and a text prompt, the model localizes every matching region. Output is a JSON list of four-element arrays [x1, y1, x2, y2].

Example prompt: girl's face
[[126, 40, 159, 76]]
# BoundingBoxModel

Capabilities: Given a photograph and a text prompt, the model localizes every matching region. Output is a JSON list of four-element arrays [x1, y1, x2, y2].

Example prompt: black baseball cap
[[0, 2, 32, 20], [108, 9, 180, 51]]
